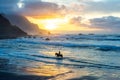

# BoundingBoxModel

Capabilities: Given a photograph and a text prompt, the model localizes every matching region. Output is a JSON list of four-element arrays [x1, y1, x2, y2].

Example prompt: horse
[[55, 52, 63, 58]]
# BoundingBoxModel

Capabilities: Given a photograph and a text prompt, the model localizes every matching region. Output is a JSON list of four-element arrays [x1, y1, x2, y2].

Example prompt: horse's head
[[55, 53, 58, 56]]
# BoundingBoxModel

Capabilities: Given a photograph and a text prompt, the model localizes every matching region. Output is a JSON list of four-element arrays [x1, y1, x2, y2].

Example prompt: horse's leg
[[60, 54, 63, 58]]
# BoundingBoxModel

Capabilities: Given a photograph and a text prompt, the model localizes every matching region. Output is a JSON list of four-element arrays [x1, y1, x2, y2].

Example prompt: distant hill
[[5, 14, 49, 35], [0, 14, 27, 39]]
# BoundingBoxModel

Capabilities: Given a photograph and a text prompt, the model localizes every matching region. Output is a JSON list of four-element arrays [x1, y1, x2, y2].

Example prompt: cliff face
[[0, 14, 27, 39], [5, 14, 49, 35]]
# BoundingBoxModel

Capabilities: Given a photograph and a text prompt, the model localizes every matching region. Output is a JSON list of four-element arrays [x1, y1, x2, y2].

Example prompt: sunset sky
[[0, 0, 120, 34]]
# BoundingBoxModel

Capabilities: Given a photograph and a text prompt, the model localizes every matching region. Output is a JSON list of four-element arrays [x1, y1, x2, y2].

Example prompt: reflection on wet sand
[[25, 64, 71, 76], [1, 57, 120, 80]]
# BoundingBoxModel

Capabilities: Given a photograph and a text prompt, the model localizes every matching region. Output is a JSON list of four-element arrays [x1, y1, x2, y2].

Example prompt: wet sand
[[0, 56, 120, 80], [0, 58, 51, 80], [0, 71, 52, 80]]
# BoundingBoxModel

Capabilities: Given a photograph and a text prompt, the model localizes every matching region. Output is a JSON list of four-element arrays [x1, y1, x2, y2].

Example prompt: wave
[[64, 34, 120, 41], [77, 38, 120, 41], [7, 53, 120, 70], [16, 39, 120, 52]]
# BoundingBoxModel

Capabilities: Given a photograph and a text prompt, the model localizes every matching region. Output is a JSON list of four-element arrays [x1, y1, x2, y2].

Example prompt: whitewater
[[0, 34, 120, 80]]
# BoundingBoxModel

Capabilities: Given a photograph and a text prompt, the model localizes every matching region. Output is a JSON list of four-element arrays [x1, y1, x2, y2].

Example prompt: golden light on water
[[23, 63, 93, 80], [25, 65, 71, 76]]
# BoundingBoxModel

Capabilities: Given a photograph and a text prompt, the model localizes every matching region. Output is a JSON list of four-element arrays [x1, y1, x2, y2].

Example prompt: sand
[[0, 71, 52, 80]]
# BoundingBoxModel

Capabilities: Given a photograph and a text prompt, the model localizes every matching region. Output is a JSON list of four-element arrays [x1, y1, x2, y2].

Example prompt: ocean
[[0, 34, 120, 80]]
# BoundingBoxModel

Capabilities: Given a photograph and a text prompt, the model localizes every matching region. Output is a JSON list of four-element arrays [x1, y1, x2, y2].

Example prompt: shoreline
[[0, 58, 52, 80], [0, 71, 52, 80]]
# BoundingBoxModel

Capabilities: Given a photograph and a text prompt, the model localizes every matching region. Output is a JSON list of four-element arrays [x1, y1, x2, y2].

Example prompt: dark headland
[[0, 14, 27, 39]]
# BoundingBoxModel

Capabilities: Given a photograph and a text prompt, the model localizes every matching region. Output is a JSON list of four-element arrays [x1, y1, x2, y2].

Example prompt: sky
[[0, 0, 120, 34]]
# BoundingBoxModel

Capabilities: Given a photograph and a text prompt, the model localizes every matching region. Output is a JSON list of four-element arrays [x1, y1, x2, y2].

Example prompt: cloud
[[18, 0, 67, 18], [70, 16, 83, 25], [69, 16, 90, 30], [90, 16, 120, 28], [80, 0, 120, 13], [70, 16, 120, 29], [0, 0, 66, 18], [19, 1, 66, 18], [65, 3, 85, 15], [69, 16, 120, 33], [1, 0, 120, 18], [89, 16, 120, 33], [0, 0, 19, 13]]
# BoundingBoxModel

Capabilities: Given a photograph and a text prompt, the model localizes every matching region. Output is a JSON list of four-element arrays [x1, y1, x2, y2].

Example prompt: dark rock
[[78, 33, 83, 35], [88, 33, 94, 35], [66, 38, 69, 40], [45, 38, 50, 41], [33, 36, 36, 39]]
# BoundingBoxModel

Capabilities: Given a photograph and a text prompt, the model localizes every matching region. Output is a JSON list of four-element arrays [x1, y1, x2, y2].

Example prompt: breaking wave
[[7, 53, 120, 70], [16, 39, 120, 52]]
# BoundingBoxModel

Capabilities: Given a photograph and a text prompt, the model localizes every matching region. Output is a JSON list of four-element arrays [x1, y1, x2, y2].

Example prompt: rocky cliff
[[0, 14, 27, 39]]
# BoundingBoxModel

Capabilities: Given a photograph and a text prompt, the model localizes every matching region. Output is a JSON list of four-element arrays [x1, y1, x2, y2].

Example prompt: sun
[[44, 19, 60, 30], [26, 17, 69, 31], [45, 23, 57, 30]]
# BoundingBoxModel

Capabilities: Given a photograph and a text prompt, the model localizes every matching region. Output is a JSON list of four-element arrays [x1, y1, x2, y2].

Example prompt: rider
[[58, 51, 61, 54]]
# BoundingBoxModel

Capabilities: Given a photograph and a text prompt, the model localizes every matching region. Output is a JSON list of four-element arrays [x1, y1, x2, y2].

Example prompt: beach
[[0, 71, 51, 80], [0, 34, 120, 80], [0, 58, 50, 80]]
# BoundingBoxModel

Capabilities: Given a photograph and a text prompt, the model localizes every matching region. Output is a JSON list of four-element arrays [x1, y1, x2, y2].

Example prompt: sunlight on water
[[25, 65, 70, 76]]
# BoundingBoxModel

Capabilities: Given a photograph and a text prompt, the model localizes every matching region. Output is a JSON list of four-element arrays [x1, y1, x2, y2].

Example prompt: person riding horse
[[55, 51, 63, 58]]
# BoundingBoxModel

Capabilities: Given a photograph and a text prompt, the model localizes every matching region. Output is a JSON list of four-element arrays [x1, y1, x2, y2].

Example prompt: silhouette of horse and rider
[[55, 51, 63, 58]]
